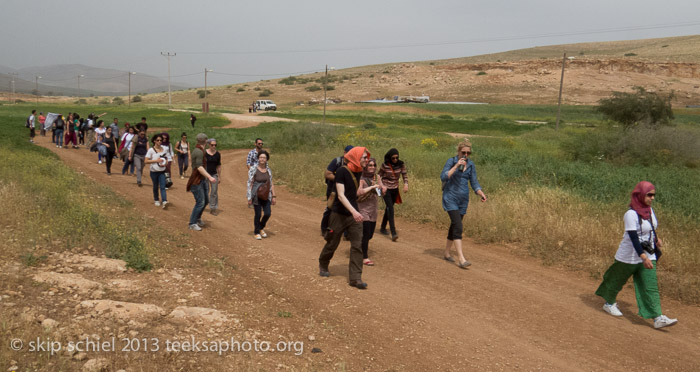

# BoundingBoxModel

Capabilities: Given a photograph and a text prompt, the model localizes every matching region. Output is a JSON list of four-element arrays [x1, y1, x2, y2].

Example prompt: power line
[[178, 21, 700, 56]]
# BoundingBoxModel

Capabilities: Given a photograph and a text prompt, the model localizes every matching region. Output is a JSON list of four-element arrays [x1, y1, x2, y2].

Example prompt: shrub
[[279, 76, 297, 85], [74, 99, 87, 105], [112, 97, 124, 105], [369, 74, 374, 78], [325, 85, 335, 91], [131, 95, 142, 103], [362, 122, 376, 129], [438, 114, 453, 120], [477, 71, 487, 76], [197, 90, 211, 99], [236, 87, 245, 92], [597, 87, 674, 129], [624, 53, 638, 57], [258, 89, 273, 97], [99, 99, 111, 105], [305, 85, 322, 92]]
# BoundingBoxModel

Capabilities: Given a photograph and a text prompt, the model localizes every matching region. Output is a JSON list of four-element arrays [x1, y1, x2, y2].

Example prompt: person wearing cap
[[318, 146, 371, 290], [187, 133, 217, 231], [321, 145, 353, 235]]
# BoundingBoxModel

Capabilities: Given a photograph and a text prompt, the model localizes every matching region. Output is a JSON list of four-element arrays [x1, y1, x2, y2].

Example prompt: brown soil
[[6, 130, 699, 371]]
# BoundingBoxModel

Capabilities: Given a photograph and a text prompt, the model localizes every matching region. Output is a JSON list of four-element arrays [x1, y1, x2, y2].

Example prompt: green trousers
[[595, 260, 662, 319]]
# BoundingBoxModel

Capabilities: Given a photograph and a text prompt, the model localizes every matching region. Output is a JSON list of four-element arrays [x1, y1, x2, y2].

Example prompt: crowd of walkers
[[25, 109, 678, 329]]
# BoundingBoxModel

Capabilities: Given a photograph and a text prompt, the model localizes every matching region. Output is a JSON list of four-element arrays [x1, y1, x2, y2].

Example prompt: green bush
[[477, 71, 487, 76], [236, 87, 245, 92], [279, 76, 297, 85], [112, 97, 124, 105], [305, 85, 322, 92], [597, 87, 674, 129], [325, 85, 335, 91], [131, 95, 142, 103], [197, 90, 211, 99], [624, 53, 638, 57], [258, 89, 273, 97]]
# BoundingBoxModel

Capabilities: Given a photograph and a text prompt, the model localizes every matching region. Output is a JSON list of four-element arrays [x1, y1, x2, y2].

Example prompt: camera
[[641, 240, 655, 254], [375, 187, 382, 197]]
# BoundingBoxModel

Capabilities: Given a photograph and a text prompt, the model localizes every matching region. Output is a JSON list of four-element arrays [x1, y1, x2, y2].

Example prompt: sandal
[[443, 256, 455, 263], [458, 260, 472, 269], [363, 259, 375, 266]]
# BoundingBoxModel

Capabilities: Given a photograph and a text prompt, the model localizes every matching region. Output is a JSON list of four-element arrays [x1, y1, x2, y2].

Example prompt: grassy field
[[2, 102, 700, 303]]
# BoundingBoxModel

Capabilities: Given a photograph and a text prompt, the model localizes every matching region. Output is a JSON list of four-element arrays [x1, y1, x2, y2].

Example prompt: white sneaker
[[98, 160, 102, 164], [254, 234, 262, 240], [603, 303, 623, 317], [155, 201, 161, 207], [189, 224, 202, 231], [654, 315, 678, 329], [162, 201, 168, 209], [260, 230, 267, 238]]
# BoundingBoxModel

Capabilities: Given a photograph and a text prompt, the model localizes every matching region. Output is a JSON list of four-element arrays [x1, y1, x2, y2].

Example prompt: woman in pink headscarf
[[595, 181, 678, 329]]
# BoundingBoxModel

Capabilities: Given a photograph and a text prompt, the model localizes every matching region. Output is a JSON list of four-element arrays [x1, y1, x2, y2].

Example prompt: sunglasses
[[155, 139, 162, 142], [210, 143, 217, 146], [256, 142, 263, 145], [461, 151, 472, 155], [646, 193, 656, 197], [391, 156, 399, 159]]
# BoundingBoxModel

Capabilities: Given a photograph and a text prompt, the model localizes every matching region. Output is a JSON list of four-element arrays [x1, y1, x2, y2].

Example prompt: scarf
[[384, 148, 404, 168], [344, 147, 368, 173], [630, 181, 655, 220]]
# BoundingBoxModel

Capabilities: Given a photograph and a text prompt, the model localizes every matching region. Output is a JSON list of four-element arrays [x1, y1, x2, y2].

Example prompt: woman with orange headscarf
[[595, 181, 677, 329], [318, 146, 371, 290]]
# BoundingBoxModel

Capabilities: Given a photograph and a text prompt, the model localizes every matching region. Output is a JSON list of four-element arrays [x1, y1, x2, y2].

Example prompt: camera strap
[[635, 209, 657, 248]]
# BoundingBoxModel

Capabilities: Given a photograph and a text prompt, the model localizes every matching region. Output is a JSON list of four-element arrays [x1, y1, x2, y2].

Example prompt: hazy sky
[[3, 0, 700, 86]]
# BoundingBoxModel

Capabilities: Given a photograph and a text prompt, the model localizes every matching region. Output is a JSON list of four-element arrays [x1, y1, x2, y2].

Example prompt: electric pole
[[9, 72, 18, 104], [77, 74, 84, 99], [322, 66, 334, 124], [555, 53, 566, 131], [35, 75, 41, 105], [128, 72, 136, 106], [161, 52, 176, 108], [204, 68, 213, 112]]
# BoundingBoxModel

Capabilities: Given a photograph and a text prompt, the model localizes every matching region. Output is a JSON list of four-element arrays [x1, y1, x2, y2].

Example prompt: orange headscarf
[[344, 147, 369, 173]]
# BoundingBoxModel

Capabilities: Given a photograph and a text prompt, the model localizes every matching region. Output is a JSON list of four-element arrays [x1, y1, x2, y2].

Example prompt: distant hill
[[0, 64, 191, 97]]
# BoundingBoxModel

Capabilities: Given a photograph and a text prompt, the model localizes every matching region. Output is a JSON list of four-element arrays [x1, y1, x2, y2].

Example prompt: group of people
[[26, 109, 678, 329]]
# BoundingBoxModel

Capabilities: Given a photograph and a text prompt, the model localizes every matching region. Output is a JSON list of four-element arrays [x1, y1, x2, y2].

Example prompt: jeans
[[133, 154, 145, 183], [122, 157, 135, 175], [209, 174, 219, 210], [189, 181, 209, 225], [150, 171, 167, 202], [178, 153, 189, 176], [381, 188, 399, 234], [55, 129, 64, 146], [253, 199, 271, 234]]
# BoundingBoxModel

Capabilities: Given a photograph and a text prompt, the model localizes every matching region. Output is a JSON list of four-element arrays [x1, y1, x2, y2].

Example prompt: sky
[[2, 0, 700, 87]]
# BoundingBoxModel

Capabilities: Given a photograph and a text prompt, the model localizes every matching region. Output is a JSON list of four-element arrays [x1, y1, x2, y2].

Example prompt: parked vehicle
[[255, 100, 277, 111]]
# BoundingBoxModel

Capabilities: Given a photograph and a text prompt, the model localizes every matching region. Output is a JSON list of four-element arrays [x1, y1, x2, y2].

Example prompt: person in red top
[[318, 146, 371, 290], [38, 112, 46, 136]]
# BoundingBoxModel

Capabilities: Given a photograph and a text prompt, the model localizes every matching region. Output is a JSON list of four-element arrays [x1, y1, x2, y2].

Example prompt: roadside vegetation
[[2, 101, 699, 303]]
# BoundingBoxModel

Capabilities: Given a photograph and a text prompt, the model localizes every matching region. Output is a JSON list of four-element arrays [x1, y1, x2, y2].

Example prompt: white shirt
[[121, 133, 135, 151], [29, 114, 35, 128], [146, 147, 168, 172], [615, 209, 657, 264]]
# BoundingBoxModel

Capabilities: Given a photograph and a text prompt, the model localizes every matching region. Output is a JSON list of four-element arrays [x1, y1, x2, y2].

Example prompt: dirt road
[[221, 112, 296, 129], [35, 135, 700, 371]]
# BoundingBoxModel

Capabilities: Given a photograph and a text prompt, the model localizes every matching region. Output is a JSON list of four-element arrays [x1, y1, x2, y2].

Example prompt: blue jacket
[[440, 156, 482, 214]]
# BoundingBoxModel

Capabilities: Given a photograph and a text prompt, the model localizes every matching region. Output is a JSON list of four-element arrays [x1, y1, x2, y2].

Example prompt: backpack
[[55, 119, 64, 130], [25, 116, 31, 128]]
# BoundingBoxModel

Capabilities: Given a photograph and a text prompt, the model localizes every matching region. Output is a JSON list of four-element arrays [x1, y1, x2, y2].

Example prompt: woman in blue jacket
[[440, 140, 487, 269]]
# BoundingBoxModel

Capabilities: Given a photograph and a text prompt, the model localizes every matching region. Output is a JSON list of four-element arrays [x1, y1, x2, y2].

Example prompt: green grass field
[[2, 102, 699, 303]]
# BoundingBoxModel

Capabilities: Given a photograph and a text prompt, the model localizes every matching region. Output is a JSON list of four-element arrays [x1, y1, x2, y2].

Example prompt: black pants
[[362, 221, 376, 259], [105, 151, 115, 174], [254, 199, 271, 234], [319, 212, 363, 282], [446, 210, 465, 240], [381, 188, 399, 234]]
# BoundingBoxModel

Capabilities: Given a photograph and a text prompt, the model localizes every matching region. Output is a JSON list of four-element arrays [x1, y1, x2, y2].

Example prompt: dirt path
[[34, 136, 700, 371], [221, 113, 296, 129]]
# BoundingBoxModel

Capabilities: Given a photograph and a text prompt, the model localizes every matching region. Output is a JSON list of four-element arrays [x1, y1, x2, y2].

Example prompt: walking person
[[187, 133, 217, 231], [246, 138, 264, 170], [128, 130, 149, 186], [318, 146, 371, 290], [65, 114, 79, 149], [136, 117, 148, 134], [321, 145, 352, 235], [440, 140, 487, 269], [38, 112, 46, 137], [161, 132, 174, 189], [247, 150, 276, 239], [110, 118, 120, 148], [378, 148, 408, 241], [206, 138, 222, 215], [95, 120, 107, 163], [120, 126, 136, 176], [145, 134, 169, 209], [27, 110, 36, 143], [176, 133, 190, 179], [357, 157, 383, 266], [54, 114, 65, 148], [102, 126, 117, 175], [190, 114, 197, 128], [595, 181, 678, 329]]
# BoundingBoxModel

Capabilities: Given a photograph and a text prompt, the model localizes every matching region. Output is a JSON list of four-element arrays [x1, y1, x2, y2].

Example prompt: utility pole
[[9, 72, 18, 104], [555, 53, 566, 131], [77, 74, 85, 99], [204, 68, 213, 112], [35, 75, 41, 105], [128, 72, 136, 106], [161, 52, 176, 108], [322, 66, 334, 124]]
